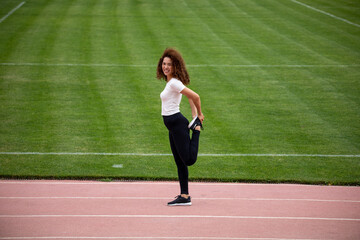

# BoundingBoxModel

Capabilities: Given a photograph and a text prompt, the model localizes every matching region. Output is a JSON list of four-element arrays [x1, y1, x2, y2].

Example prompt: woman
[[157, 48, 204, 206]]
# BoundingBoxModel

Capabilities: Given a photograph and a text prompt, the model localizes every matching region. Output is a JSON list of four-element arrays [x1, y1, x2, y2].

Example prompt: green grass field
[[1, 0, 359, 185]]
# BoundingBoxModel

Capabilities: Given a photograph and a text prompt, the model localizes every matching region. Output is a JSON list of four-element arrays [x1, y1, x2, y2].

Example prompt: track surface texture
[[0, 180, 359, 240]]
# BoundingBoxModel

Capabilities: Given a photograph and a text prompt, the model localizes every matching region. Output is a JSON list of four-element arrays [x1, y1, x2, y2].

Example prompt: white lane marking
[[1, 180, 359, 189], [0, 181, 176, 185], [0, 62, 359, 68], [0, 214, 359, 221], [0, 196, 359, 203], [0, 2, 26, 24], [1, 152, 359, 158], [291, 0, 360, 28], [0, 237, 324, 240]]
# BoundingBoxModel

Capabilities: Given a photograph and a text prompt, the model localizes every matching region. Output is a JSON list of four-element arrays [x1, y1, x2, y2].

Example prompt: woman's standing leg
[[169, 132, 188, 195]]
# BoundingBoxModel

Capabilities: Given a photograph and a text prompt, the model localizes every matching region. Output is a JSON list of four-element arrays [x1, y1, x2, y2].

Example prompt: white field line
[[0, 214, 359, 221], [291, 0, 360, 28], [0, 196, 359, 203], [1, 152, 359, 158], [0, 62, 359, 68], [188, 64, 360, 68], [0, 62, 155, 67], [0, 2, 26, 24]]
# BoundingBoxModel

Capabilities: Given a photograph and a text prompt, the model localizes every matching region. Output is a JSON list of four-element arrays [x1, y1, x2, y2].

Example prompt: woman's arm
[[181, 87, 204, 123], [188, 98, 197, 118]]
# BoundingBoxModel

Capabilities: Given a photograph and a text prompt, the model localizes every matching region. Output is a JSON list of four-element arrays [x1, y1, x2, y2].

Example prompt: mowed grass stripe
[[122, 0, 163, 64], [37, 1, 77, 153], [68, 0, 123, 152], [84, 0, 121, 152], [38, 0, 83, 151], [188, 0, 266, 65], [182, 0, 247, 66], [116, 0, 167, 152]]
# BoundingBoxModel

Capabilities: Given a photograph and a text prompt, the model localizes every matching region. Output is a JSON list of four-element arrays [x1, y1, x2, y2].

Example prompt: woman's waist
[[162, 112, 182, 119]]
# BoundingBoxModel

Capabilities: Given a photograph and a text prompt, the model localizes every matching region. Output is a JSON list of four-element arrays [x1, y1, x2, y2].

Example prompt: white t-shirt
[[160, 78, 186, 116]]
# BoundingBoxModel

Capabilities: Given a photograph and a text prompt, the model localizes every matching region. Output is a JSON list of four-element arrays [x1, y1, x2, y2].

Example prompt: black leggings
[[163, 112, 200, 195]]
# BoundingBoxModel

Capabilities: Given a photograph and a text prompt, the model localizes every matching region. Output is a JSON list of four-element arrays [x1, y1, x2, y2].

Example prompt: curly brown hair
[[156, 48, 190, 85]]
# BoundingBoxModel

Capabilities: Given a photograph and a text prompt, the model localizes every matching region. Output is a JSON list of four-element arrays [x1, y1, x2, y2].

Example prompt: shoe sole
[[188, 117, 198, 129], [167, 202, 192, 206]]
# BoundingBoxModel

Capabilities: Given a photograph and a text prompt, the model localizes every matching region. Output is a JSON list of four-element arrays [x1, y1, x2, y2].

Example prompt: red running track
[[0, 180, 359, 239]]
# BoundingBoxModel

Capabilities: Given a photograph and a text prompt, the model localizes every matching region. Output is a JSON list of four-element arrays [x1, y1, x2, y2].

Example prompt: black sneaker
[[167, 195, 192, 206], [188, 116, 203, 130]]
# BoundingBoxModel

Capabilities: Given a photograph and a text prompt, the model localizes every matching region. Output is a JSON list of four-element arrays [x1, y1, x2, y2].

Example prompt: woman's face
[[162, 57, 173, 79]]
